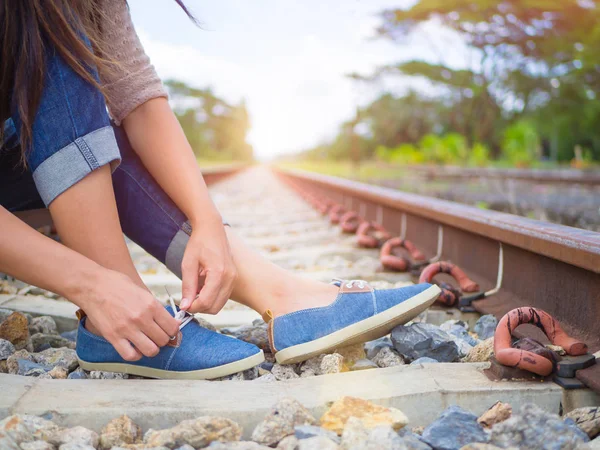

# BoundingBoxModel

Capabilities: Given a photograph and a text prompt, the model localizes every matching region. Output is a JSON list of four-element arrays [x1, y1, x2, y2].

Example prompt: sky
[[127, 0, 467, 160]]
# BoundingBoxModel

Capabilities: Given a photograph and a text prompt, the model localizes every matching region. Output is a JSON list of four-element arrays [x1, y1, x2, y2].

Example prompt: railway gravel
[[0, 167, 598, 449]]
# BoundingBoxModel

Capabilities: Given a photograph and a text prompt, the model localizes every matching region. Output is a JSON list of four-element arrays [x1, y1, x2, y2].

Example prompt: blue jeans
[[0, 43, 191, 278]]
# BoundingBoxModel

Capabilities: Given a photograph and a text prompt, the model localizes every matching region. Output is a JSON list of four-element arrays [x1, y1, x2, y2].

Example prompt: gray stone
[[99, 415, 142, 449], [0, 417, 33, 448], [60, 330, 78, 342], [277, 435, 300, 450], [7, 349, 35, 373], [300, 355, 324, 376], [67, 368, 88, 380], [47, 426, 99, 448], [320, 353, 344, 374], [252, 318, 266, 327], [340, 417, 369, 450], [365, 337, 393, 360], [16, 359, 50, 377], [445, 326, 477, 358], [30, 334, 76, 352], [29, 317, 58, 336], [371, 347, 405, 368], [354, 425, 406, 450], [0, 311, 30, 350], [564, 406, 600, 439], [243, 366, 260, 381], [39, 366, 68, 379], [272, 364, 299, 380], [19, 441, 55, 450], [214, 372, 245, 381], [251, 398, 317, 446], [490, 403, 589, 449], [440, 320, 469, 332], [300, 368, 317, 378], [0, 338, 15, 360], [297, 436, 339, 449], [295, 425, 340, 443], [208, 442, 272, 449], [259, 361, 274, 372], [144, 416, 242, 448], [34, 347, 79, 372], [0, 308, 16, 323], [254, 373, 277, 382], [57, 444, 95, 450], [391, 323, 459, 362], [400, 433, 432, 450], [0, 414, 59, 443], [175, 445, 195, 450], [474, 315, 497, 340], [410, 357, 439, 365], [422, 405, 489, 450], [112, 445, 169, 450], [88, 371, 128, 379], [350, 359, 378, 371], [447, 325, 479, 347], [459, 445, 506, 450]]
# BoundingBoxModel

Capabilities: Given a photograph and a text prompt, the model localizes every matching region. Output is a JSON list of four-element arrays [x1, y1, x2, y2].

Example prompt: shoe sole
[[275, 285, 441, 365], [77, 350, 265, 380]]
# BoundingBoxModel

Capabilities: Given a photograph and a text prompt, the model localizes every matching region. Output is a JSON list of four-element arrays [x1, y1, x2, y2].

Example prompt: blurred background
[[129, 0, 600, 231]]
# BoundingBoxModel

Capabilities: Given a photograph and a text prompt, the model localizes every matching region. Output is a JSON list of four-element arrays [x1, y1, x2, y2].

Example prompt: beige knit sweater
[[99, 0, 167, 125]]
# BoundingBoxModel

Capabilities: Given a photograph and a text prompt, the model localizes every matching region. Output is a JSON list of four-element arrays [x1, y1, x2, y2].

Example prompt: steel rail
[[274, 167, 600, 356], [396, 164, 600, 185]]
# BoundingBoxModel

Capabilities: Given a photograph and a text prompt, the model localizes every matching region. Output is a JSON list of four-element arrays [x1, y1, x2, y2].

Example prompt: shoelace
[[331, 278, 367, 289], [168, 296, 194, 338]]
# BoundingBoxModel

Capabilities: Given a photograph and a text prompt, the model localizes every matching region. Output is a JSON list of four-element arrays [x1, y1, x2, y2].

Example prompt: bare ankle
[[273, 282, 338, 317]]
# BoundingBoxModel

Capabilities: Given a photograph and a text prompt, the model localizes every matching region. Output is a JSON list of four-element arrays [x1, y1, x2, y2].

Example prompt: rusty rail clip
[[419, 261, 480, 307], [494, 307, 588, 376]]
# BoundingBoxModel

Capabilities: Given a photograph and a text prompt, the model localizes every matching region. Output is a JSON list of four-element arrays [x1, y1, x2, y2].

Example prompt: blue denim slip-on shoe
[[266, 280, 441, 364], [76, 302, 264, 380]]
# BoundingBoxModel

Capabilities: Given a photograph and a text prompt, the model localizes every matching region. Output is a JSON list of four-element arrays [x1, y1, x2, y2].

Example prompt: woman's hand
[[78, 269, 181, 361], [179, 221, 237, 315], [123, 100, 237, 315], [0, 208, 180, 362]]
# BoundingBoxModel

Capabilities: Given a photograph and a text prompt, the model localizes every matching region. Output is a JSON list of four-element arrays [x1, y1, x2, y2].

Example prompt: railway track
[[1, 164, 599, 448], [274, 166, 600, 391], [395, 164, 600, 185]]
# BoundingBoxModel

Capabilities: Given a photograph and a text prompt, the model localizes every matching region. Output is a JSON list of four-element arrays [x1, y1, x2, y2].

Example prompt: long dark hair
[[0, 0, 196, 162]]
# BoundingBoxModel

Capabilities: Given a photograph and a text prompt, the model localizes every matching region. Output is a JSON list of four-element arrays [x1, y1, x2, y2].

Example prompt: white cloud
[[137, 28, 371, 160], [132, 0, 471, 161]]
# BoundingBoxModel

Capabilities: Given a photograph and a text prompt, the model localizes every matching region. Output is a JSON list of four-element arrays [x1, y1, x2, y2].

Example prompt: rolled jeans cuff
[[32, 126, 122, 206]]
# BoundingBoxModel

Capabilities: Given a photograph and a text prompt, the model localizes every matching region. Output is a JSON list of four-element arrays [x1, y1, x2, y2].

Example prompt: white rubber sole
[[78, 350, 265, 380], [275, 285, 441, 365]]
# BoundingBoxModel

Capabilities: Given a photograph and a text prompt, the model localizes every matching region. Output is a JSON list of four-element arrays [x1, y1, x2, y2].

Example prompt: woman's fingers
[[129, 331, 160, 358], [144, 320, 173, 348], [189, 269, 221, 313], [180, 257, 200, 310], [112, 338, 143, 362], [152, 302, 181, 338]]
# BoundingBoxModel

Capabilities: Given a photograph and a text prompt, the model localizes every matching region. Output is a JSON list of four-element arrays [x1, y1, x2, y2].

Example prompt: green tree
[[166, 80, 254, 161]]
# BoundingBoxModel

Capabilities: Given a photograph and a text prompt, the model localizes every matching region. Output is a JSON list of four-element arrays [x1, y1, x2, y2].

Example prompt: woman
[[0, 0, 440, 379]]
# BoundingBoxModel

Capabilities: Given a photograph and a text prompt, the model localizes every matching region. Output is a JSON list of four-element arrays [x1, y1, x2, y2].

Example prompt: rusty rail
[[274, 168, 600, 356], [396, 164, 600, 185]]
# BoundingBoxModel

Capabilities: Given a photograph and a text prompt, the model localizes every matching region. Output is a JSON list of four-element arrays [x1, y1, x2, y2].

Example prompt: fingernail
[[180, 298, 191, 310]]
